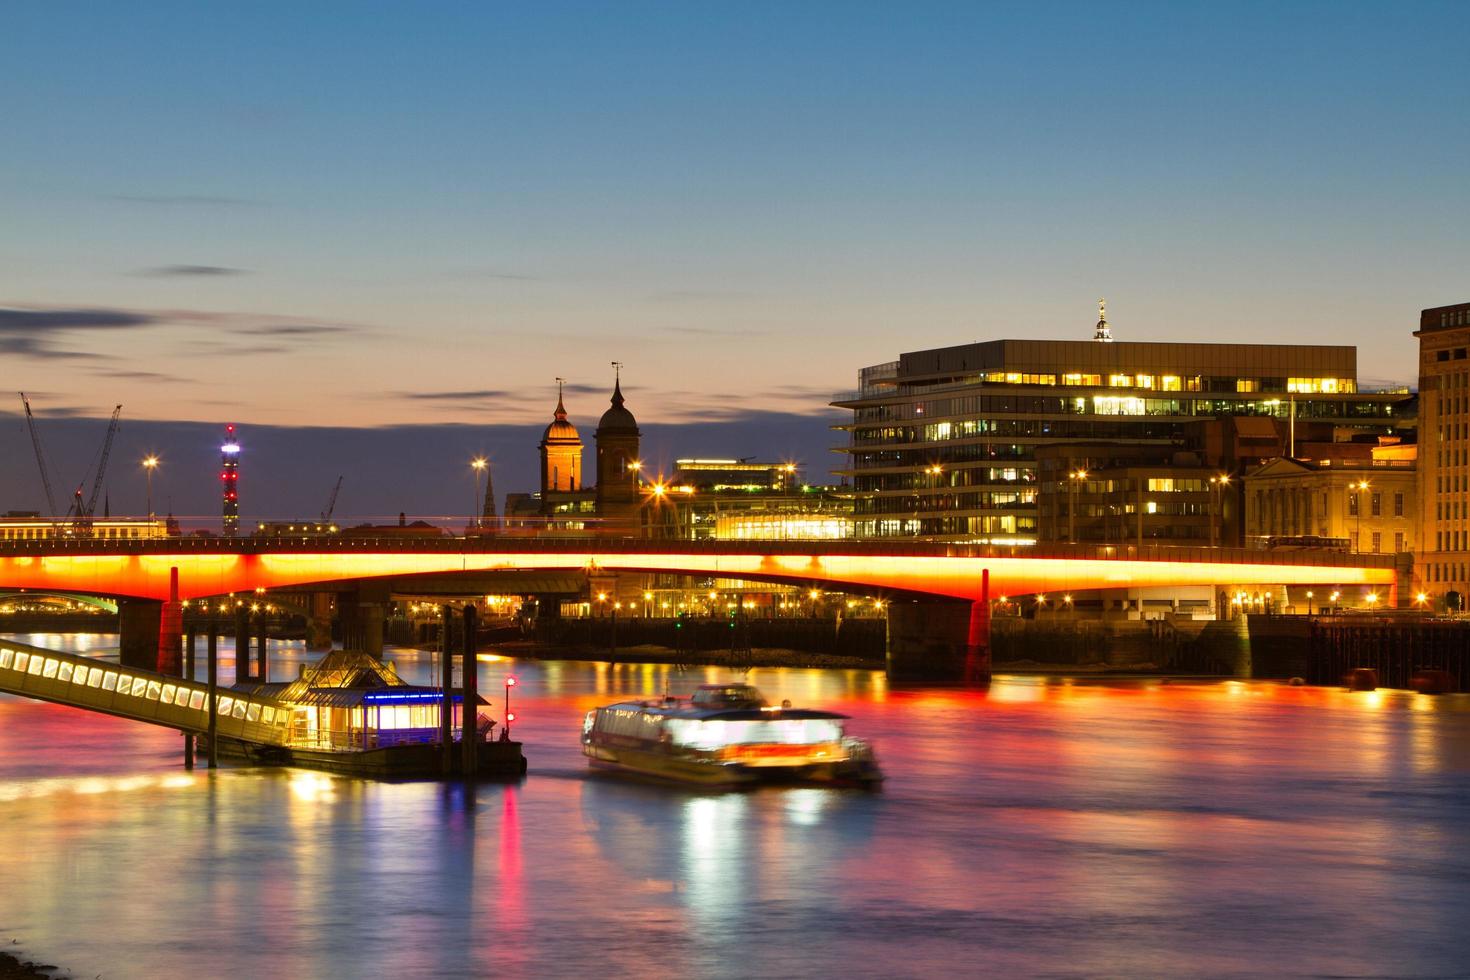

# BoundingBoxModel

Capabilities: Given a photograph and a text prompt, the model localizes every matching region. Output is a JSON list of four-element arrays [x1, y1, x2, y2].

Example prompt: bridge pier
[[887, 598, 990, 685], [306, 592, 334, 651], [337, 588, 387, 658], [255, 613, 269, 684], [118, 599, 163, 671]]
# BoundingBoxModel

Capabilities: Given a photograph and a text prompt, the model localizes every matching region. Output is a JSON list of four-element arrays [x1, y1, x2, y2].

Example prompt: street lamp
[[504, 674, 516, 740], [1352, 480, 1370, 553], [1209, 474, 1231, 548], [1068, 469, 1088, 544], [470, 457, 488, 529], [1306, 590, 1314, 615], [142, 455, 159, 519]]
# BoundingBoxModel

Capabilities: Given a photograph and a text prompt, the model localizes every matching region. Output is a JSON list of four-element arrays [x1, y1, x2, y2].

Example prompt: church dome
[[597, 379, 639, 434], [541, 394, 581, 444]]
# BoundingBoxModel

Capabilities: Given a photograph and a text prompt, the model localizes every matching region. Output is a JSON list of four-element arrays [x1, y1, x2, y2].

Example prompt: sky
[[3, 2, 1468, 520]]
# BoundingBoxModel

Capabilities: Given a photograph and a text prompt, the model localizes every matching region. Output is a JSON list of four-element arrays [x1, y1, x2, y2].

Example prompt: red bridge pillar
[[964, 569, 992, 686], [157, 566, 183, 676]]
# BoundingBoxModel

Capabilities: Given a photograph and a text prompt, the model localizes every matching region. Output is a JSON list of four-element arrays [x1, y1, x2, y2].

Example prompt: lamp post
[[1353, 479, 1370, 553], [503, 674, 516, 740], [1306, 590, 1314, 615], [470, 457, 488, 529], [1209, 474, 1231, 548], [1068, 469, 1088, 544], [142, 455, 159, 519]]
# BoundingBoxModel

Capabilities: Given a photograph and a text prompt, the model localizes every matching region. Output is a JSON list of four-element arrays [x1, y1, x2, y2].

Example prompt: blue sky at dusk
[[3, 2, 1468, 519]]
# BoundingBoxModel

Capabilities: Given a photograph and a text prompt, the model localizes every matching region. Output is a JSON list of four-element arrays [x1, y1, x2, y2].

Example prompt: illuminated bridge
[[0, 537, 1397, 681]]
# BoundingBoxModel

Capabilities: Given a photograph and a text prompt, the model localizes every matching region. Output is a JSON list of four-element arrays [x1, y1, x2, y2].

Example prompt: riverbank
[[0, 950, 61, 979]]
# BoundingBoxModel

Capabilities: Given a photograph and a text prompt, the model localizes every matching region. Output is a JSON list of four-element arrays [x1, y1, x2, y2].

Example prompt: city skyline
[[5, 2, 1469, 434]]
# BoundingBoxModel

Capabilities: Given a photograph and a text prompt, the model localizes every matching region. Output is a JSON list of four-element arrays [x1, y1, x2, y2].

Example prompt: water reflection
[[1, 636, 1468, 977]]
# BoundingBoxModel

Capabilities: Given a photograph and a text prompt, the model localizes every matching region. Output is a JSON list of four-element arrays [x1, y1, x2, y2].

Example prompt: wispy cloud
[[398, 389, 507, 402], [0, 308, 155, 330], [240, 324, 352, 337], [90, 369, 194, 383], [137, 265, 249, 277]]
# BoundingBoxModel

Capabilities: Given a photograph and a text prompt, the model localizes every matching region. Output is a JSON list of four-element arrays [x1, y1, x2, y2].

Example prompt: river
[[1, 633, 1468, 978]]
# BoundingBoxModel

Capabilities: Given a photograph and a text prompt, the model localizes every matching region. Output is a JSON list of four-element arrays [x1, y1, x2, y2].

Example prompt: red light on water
[[506, 712, 516, 722]]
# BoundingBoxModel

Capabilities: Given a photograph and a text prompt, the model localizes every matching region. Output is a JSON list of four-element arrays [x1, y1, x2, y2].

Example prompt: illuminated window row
[[0, 648, 284, 726]]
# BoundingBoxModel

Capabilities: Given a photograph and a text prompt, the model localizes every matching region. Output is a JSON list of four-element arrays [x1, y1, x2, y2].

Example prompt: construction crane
[[74, 405, 123, 532], [320, 476, 344, 522], [18, 392, 60, 517]]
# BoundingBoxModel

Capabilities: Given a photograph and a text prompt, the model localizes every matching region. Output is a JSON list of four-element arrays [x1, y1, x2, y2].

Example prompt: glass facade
[[834, 338, 1409, 544]]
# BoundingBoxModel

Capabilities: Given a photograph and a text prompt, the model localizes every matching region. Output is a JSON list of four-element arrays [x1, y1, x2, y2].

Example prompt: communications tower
[[221, 424, 240, 536]]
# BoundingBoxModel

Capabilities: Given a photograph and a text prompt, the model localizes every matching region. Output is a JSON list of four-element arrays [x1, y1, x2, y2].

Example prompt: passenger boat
[[581, 683, 882, 787]]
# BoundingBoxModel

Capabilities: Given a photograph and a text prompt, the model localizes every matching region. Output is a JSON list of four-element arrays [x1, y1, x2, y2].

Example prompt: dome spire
[[610, 360, 625, 408], [1094, 298, 1113, 342], [554, 376, 568, 420]]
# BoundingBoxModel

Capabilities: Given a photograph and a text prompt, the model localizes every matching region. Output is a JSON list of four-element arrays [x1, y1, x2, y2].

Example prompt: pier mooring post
[[206, 619, 219, 769], [440, 604, 454, 776], [255, 612, 268, 684], [183, 622, 198, 770], [234, 604, 251, 683], [461, 603, 478, 778]]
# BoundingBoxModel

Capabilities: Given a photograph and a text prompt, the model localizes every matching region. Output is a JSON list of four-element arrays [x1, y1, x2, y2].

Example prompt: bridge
[[0, 536, 1397, 681]]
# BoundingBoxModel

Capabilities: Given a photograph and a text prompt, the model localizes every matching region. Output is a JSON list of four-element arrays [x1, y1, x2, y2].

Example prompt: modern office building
[[1415, 301, 1470, 607], [833, 314, 1412, 544]]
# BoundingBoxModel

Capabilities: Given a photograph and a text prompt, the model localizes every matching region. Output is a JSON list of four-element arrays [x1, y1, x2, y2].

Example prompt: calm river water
[[2, 633, 1469, 978]]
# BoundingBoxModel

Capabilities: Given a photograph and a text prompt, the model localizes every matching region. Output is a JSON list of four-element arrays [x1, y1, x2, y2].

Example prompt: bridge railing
[[0, 638, 289, 747]]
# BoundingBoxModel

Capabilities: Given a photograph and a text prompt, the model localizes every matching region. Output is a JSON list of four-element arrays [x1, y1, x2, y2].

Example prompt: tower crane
[[74, 405, 123, 532], [18, 392, 60, 517], [320, 476, 344, 522]]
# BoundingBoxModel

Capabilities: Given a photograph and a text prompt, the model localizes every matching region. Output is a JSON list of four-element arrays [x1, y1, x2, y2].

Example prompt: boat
[[581, 683, 882, 787]]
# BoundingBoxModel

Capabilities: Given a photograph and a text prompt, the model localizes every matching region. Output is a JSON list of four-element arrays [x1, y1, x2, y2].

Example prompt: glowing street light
[[141, 455, 160, 518], [470, 457, 488, 529]]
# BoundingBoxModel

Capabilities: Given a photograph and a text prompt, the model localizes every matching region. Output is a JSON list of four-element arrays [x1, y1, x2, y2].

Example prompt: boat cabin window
[[691, 685, 766, 707]]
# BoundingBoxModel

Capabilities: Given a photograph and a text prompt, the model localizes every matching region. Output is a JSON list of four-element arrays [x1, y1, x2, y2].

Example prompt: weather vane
[[611, 361, 623, 383]]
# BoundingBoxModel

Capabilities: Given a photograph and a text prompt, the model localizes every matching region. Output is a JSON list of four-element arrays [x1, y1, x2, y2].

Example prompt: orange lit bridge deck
[[0, 537, 1399, 603]]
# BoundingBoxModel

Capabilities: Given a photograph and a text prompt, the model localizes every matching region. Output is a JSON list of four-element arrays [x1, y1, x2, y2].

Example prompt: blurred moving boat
[[582, 683, 882, 787]]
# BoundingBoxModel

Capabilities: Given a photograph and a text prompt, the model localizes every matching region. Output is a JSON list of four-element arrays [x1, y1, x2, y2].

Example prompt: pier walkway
[[0, 637, 288, 747]]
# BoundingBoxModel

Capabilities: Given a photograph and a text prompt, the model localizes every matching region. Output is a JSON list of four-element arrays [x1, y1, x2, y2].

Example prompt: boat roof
[[597, 699, 848, 722]]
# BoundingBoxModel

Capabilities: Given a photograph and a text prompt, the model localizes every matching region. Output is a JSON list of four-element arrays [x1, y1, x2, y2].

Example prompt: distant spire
[[554, 376, 568, 420], [482, 461, 496, 519], [1094, 298, 1113, 342], [610, 361, 625, 407], [103, 491, 110, 519]]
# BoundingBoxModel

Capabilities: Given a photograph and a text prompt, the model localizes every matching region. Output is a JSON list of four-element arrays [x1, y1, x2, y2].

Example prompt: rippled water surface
[[2, 633, 1469, 978]]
